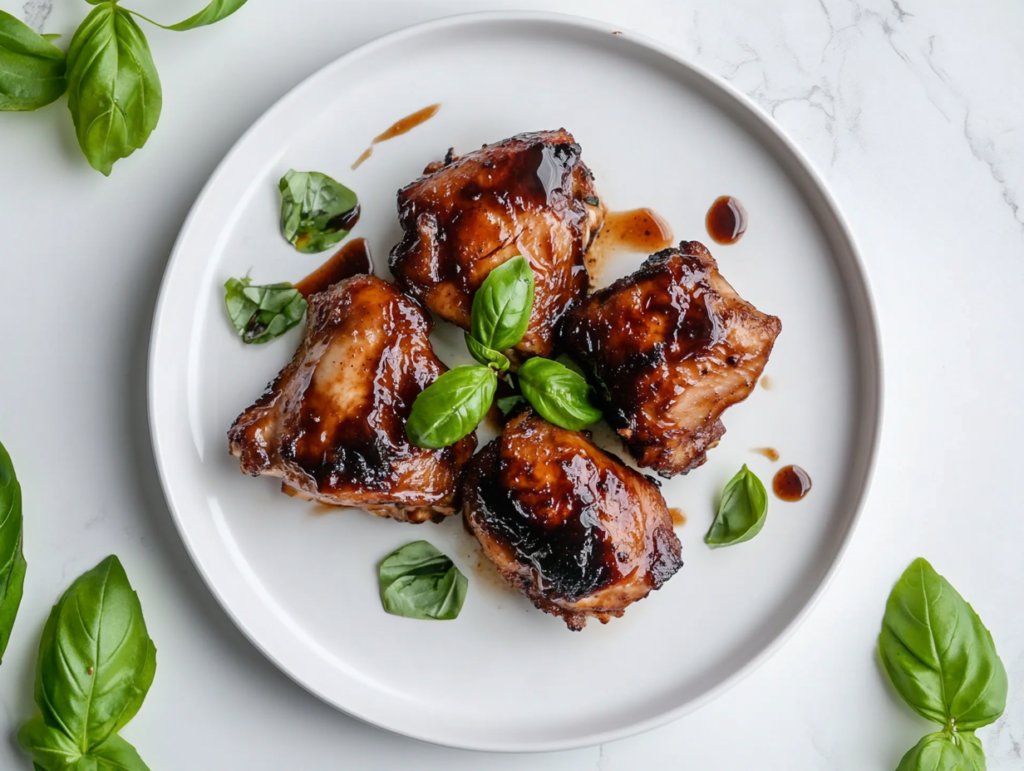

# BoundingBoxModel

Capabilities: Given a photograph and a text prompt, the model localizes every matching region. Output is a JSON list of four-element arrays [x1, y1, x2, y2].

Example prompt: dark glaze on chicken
[[461, 412, 682, 630], [388, 129, 603, 358], [562, 241, 781, 477], [228, 274, 476, 523]]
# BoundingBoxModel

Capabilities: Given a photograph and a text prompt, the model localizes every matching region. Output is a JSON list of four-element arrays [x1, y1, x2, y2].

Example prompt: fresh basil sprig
[[0, 439, 26, 664], [470, 255, 535, 352], [127, 0, 250, 32], [465, 333, 510, 373], [279, 170, 360, 253], [880, 558, 1006, 771], [517, 357, 602, 431], [704, 464, 768, 548], [18, 555, 156, 771], [378, 541, 468, 620], [224, 277, 307, 344], [407, 366, 497, 449], [0, 10, 66, 111]]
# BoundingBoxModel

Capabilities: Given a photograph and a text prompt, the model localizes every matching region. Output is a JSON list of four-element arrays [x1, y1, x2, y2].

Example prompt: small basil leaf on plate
[[224, 277, 307, 344], [279, 169, 359, 253], [0, 10, 67, 111], [497, 395, 525, 414], [517, 357, 602, 431], [470, 255, 535, 352], [879, 558, 1007, 731], [407, 365, 496, 449], [465, 333, 509, 373], [65, 4, 162, 175], [130, 0, 250, 31], [704, 465, 768, 548], [0, 439, 26, 664], [379, 541, 468, 620], [895, 731, 984, 771], [30, 555, 156, 753]]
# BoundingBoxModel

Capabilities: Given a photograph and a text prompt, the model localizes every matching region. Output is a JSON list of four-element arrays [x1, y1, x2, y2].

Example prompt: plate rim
[[148, 9, 884, 752]]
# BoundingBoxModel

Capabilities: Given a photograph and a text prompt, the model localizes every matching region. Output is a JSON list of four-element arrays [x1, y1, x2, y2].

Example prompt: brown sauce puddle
[[773, 465, 812, 502], [294, 238, 373, 298], [706, 195, 748, 244], [586, 207, 674, 280], [352, 103, 441, 170]]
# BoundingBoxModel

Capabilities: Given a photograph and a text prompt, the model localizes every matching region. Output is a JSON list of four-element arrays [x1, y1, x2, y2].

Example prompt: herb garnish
[[0, 11, 66, 111], [224, 277, 307, 344], [704, 464, 768, 548], [379, 541, 468, 620], [0, 439, 26, 664], [279, 170, 360, 253]]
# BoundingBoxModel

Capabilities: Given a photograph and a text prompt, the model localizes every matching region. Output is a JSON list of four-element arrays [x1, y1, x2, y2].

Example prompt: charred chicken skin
[[562, 241, 781, 477], [461, 412, 682, 630], [388, 129, 603, 358], [228, 274, 476, 523]]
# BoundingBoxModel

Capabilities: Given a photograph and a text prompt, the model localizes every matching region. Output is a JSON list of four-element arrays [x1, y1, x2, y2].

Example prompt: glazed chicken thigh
[[562, 241, 781, 477], [228, 274, 477, 523], [461, 412, 682, 630], [389, 129, 603, 358]]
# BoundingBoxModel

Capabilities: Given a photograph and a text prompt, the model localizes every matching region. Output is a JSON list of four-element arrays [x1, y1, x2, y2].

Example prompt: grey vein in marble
[[21, 0, 51, 32]]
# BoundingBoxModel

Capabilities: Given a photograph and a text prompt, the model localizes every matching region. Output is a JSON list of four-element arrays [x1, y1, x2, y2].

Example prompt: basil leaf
[[470, 255, 535, 352], [879, 558, 1007, 731], [279, 170, 359, 253], [32, 556, 156, 752], [704, 464, 768, 548], [88, 734, 150, 771], [0, 439, 26, 664], [517, 357, 602, 431], [406, 366, 495, 449], [224, 277, 307, 344], [465, 333, 509, 373], [17, 716, 81, 770], [0, 10, 67, 111], [130, 0, 250, 32], [65, 4, 162, 175], [895, 731, 985, 771], [379, 541, 468, 621], [497, 395, 525, 414]]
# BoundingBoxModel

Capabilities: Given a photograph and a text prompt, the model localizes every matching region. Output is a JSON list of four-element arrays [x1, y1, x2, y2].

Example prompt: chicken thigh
[[461, 411, 682, 630], [388, 129, 603, 358], [228, 274, 477, 523], [561, 241, 781, 477]]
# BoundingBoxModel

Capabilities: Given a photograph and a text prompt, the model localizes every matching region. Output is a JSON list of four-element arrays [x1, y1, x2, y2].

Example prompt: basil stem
[[0, 10, 67, 111], [128, 0, 251, 32], [516, 357, 602, 431], [406, 366, 496, 449], [378, 541, 468, 620], [224, 277, 307, 344], [0, 439, 26, 664], [704, 465, 768, 548], [465, 333, 509, 373], [470, 255, 535, 352]]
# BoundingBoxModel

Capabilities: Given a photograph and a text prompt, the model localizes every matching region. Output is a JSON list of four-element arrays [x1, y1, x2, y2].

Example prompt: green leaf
[[704, 464, 768, 548], [379, 541, 468, 620], [879, 558, 1007, 731], [0, 438, 26, 664], [517, 357, 602, 431], [33, 556, 157, 752], [895, 731, 986, 771], [497, 395, 525, 414], [224, 277, 307, 344], [131, 0, 250, 32], [470, 255, 535, 352], [65, 4, 162, 175], [465, 333, 509, 373], [18, 715, 81, 771], [279, 170, 359, 253], [0, 10, 67, 111], [88, 734, 150, 771], [406, 366, 495, 449]]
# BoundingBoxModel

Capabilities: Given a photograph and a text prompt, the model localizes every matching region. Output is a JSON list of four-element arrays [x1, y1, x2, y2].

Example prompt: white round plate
[[149, 11, 881, 752]]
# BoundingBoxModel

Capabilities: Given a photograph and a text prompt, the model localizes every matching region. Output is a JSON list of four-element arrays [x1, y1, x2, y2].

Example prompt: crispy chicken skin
[[561, 241, 781, 477], [228, 274, 477, 523], [461, 412, 682, 630], [388, 129, 603, 358]]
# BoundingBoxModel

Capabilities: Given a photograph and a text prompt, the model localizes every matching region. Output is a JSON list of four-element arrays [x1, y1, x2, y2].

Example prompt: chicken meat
[[228, 274, 477, 523], [388, 129, 603, 358], [461, 411, 682, 630], [561, 241, 781, 477]]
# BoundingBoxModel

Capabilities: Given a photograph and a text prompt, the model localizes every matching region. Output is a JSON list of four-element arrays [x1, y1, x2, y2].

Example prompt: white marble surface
[[0, 1, 1022, 768]]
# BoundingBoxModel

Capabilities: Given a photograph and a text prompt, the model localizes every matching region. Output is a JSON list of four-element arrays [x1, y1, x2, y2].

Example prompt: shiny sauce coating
[[706, 196, 748, 244], [773, 464, 812, 501], [352, 104, 441, 169], [294, 237, 373, 298], [586, 208, 674, 278]]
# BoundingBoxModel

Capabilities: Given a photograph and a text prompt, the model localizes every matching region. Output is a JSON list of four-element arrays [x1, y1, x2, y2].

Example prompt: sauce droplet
[[760, 375, 773, 390], [669, 508, 687, 527], [706, 196, 748, 245], [586, 207, 674, 280], [773, 465, 812, 501], [753, 447, 780, 462], [352, 104, 441, 169], [294, 238, 373, 298]]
